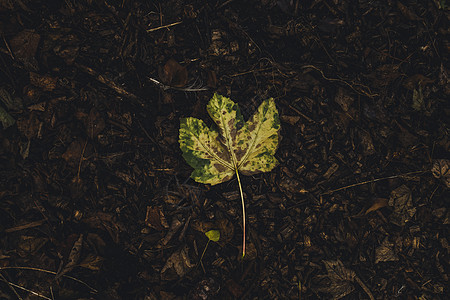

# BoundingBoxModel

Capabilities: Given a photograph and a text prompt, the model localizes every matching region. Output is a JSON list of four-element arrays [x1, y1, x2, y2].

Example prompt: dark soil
[[0, 1, 449, 299]]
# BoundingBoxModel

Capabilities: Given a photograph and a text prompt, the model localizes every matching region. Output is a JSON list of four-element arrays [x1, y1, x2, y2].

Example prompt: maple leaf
[[179, 93, 281, 256]]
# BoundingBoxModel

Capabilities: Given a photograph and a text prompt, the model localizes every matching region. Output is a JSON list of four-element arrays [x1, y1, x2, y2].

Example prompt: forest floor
[[0, 0, 449, 299]]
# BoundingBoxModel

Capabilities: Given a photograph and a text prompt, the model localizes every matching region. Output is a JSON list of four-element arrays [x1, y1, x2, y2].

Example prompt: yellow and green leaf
[[179, 93, 281, 257], [179, 93, 280, 185]]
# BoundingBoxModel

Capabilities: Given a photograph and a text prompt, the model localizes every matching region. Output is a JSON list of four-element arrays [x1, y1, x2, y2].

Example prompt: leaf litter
[[0, 1, 448, 299]]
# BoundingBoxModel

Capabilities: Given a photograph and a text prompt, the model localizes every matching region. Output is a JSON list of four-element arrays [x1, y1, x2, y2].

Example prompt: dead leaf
[[207, 69, 217, 88], [56, 234, 83, 280], [161, 245, 194, 280], [17, 235, 48, 256], [358, 130, 375, 155], [281, 115, 301, 125], [397, 1, 422, 21], [79, 253, 104, 271], [216, 218, 234, 245], [0, 88, 23, 111], [226, 278, 244, 298], [81, 212, 124, 244], [16, 112, 42, 139], [9, 30, 40, 70], [375, 237, 398, 263], [159, 59, 188, 87], [29, 72, 58, 91], [402, 74, 434, 91], [431, 159, 450, 188], [334, 88, 354, 112], [62, 139, 92, 168], [191, 220, 214, 233], [365, 198, 389, 215], [317, 260, 356, 299], [388, 185, 416, 226], [159, 215, 183, 246], [76, 108, 106, 139], [412, 83, 425, 111], [145, 206, 167, 231]]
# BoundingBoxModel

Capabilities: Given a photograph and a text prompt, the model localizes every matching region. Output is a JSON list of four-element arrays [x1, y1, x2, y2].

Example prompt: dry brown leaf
[[56, 234, 83, 280], [9, 30, 40, 70], [431, 159, 450, 188], [375, 237, 398, 264], [29, 72, 57, 91], [145, 206, 166, 231], [388, 185, 416, 226], [86, 108, 105, 139], [316, 260, 356, 299], [159, 58, 188, 87], [365, 198, 389, 215], [161, 245, 194, 280]]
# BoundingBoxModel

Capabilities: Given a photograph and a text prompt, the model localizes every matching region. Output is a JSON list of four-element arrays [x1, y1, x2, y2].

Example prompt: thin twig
[[75, 63, 141, 104], [0, 266, 98, 293], [301, 64, 378, 98], [321, 171, 426, 195], [0, 272, 22, 299], [0, 275, 50, 300], [146, 21, 182, 32], [148, 77, 209, 92]]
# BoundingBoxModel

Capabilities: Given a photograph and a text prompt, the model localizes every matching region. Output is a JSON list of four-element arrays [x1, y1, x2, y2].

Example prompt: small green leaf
[[205, 230, 220, 242]]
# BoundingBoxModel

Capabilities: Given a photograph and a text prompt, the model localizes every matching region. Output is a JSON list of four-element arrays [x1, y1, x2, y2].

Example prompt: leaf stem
[[235, 169, 246, 258]]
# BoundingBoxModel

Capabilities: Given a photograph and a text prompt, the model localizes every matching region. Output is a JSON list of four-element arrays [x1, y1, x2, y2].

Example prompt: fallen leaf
[[179, 93, 281, 185], [145, 206, 167, 231], [205, 229, 220, 242], [431, 159, 450, 188], [79, 253, 104, 271], [375, 237, 398, 263], [365, 198, 389, 215], [388, 185, 416, 226], [29, 72, 58, 91], [161, 245, 194, 280], [317, 260, 356, 299], [412, 83, 425, 111], [0, 88, 23, 111], [216, 218, 234, 245], [159, 58, 188, 87], [62, 139, 92, 168], [16, 113, 41, 139], [56, 234, 83, 280], [179, 93, 281, 256], [9, 30, 40, 70]]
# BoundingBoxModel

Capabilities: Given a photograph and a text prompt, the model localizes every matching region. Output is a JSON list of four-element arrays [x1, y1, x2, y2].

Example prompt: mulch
[[0, 1, 449, 299]]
